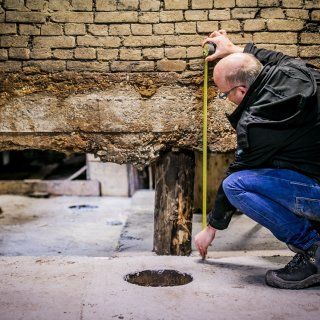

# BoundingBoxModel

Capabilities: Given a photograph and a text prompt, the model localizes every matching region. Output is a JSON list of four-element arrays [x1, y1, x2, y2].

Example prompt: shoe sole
[[265, 271, 320, 290]]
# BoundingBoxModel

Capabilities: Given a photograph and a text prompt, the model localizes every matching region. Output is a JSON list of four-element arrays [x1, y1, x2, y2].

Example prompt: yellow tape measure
[[202, 60, 208, 230]]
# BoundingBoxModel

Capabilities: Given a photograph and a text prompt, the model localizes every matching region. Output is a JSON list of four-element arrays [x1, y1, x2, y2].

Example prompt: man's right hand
[[194, 225, 217, 259], [202, 29, 243, 62]]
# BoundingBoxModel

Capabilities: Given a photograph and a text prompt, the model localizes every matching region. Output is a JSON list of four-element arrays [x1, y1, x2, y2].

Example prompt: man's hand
[[194, 225, 217, 259], [202, 29, 243, 62]]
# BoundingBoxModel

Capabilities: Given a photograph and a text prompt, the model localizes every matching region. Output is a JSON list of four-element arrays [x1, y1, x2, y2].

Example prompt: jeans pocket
[[295, 197, 320, 222]]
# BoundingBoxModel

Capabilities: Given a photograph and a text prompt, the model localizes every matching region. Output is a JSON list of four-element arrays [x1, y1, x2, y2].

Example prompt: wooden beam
[[153, 150, 195, 255]]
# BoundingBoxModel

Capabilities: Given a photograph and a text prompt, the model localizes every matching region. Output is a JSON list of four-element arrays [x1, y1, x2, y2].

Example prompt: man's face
[[213, 70, 248, 106]]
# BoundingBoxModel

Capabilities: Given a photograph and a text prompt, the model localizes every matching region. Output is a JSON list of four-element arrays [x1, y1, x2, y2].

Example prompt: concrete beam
[[0, 72, 236, 167]]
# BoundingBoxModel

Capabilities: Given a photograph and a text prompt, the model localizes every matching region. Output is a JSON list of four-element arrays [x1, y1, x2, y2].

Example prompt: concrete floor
[[0, 191, 319, 320]]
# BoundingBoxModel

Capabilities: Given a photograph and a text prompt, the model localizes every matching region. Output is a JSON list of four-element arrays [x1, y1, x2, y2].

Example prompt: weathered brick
[[0, 14, 4, 23], [214, 0, 235, 8], [3, 0, 25, 10], [164, 47, 187, 59], [1, 35, 29, 47], [165, 47, 186, 59], [97, 48, 118, 60], [305, 0, 320, 9], [258, 0, 280, 6], [131, 24, 153, 35], [25, 0, 47, 10], [0, 61, 22, 72], [140, 0, 160, 11], [41, 23, 63, 35], [243, 19, 266, 31], [260, 8, 285, 19], [132, 61, 155, 72], [188, 59, 203, 71], [275, 44, 298, 56], [192, 0, 213, 9], [0, 49, 8, 60], [34, 36, 75, 48], [185, 10, 208, 21], [300, 33, 320, 44], [164, 0, 188, 10], [110, 61, 131, 71], [255, 43, 275, 51], [65, 23, 86, 35], [160, 11, 184, 22], [119, 48, 142, 60], [228, 33, 253, 44], [95, 11, 138, 23], [96, 0, 117, 11], [282, 0, 303, 7], [110, 61, 154, 72], [186, 46, 203, 58], [267, 19, 304, 31], [51, 12, 93, 23], [24, 60, 66, 72], [285, 9, 309, 19], [9, 47, 30, 59], [157, 59, 186, 71], [153, 23, 174, 34], [165, 35, 204, 46], [300, 46, 319, 58], [197, 21, 219, 33], [19, 24, 41, 35], [52, 49, 73, 59], [118, 0, 139, 10], [0, 23, 16, 35], [175, 22, 196, 34], [48, 0, 71, 10], [6, 12, 47, 23], [220, 20, 241, 32], [124, 36, 164, 47], [253, 32, 297, 44], [312, 11, 320, 21], [232, 8, 258, 19], [71, 0, 92, 11], [88, 25, 109, 36], [142, 48, 164, 59], [77, 35, 121, 47], [74, 47, 96, 59], [30, 48, 51, 59], [236, 0, 257, 6], [67, 61, 109, 72], [109, 24, 131, 35], [209, 9, 231, 20], [139, 12, 160, 23]]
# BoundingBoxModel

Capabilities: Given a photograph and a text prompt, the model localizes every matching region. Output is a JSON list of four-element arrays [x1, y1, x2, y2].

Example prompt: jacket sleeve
[[207, 181, 237, 230], [244, 42, 290, 66]]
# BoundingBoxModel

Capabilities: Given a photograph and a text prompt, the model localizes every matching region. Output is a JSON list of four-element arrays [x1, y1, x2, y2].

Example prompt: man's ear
[[239, 86, 248, 95]]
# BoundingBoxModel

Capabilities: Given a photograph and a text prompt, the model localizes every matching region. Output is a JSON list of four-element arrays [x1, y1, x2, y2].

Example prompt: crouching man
[[195, 30, 320, 289]]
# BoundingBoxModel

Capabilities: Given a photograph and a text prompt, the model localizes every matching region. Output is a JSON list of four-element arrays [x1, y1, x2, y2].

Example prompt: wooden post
[[153, 150, 195, 255]]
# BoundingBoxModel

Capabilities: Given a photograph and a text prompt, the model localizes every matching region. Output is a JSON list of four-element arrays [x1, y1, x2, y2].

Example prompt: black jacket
[[208, 43, 320, 230]]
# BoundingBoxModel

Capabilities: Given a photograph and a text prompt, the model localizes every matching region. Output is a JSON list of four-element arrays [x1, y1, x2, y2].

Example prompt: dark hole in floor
[[124, 269, 193, 287], [69, 204, 99, 211]]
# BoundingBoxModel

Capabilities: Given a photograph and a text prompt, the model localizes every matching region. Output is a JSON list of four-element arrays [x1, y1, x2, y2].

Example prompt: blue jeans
[[222, 169, 320, 250]]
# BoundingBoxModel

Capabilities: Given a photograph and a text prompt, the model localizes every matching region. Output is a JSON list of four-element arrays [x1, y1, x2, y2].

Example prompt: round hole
[[124, 269, 193, 287]]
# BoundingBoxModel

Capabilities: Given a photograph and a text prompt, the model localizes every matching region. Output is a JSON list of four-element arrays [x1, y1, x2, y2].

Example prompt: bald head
[[214, 53, 263, 90]]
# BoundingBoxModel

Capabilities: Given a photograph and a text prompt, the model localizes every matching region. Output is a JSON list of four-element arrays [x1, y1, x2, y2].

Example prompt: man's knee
[[222, 170, 255, 196], [222, 171, 244, 196]]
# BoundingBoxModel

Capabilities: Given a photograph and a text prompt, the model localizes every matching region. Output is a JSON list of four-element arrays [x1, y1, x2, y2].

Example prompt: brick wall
[[0, 0, 319, 73]]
